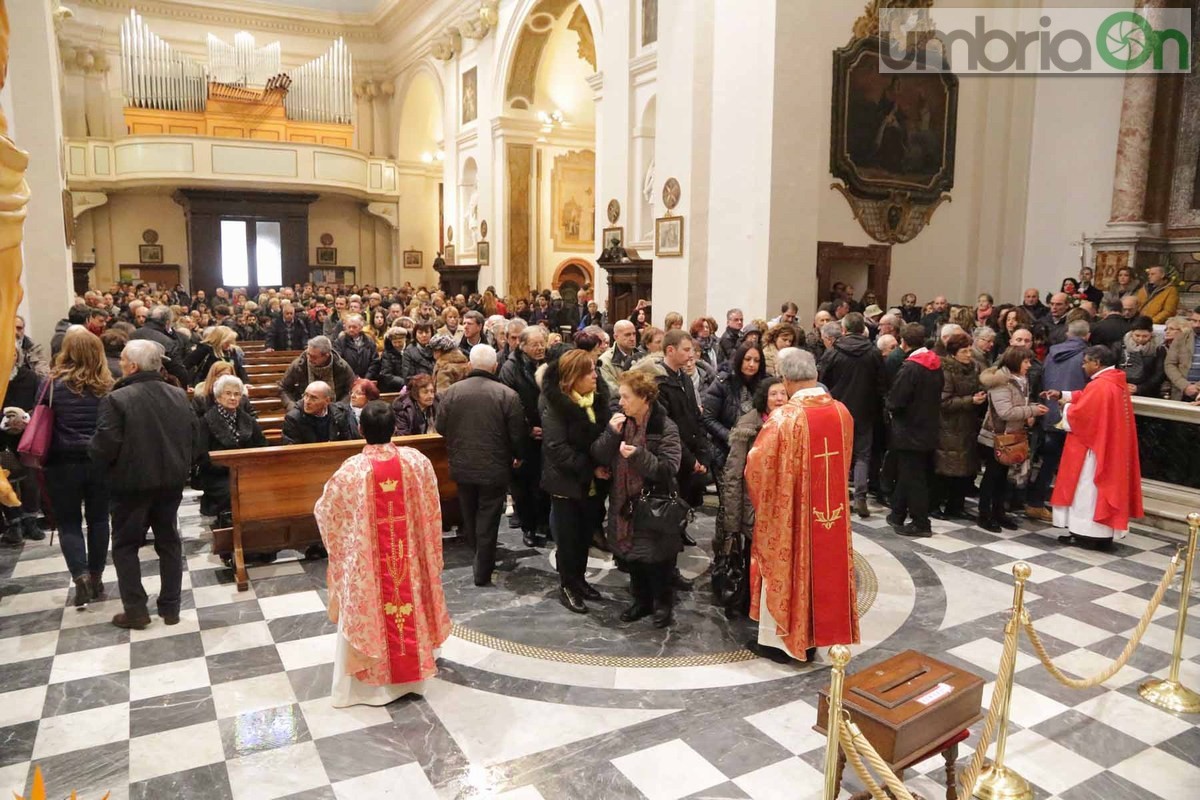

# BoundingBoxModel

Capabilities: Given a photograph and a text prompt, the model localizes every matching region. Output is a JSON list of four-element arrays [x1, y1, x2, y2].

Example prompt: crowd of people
[[2, 265, 1192, 645]]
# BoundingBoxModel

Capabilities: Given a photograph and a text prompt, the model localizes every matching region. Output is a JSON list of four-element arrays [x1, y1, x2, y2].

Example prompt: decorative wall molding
[[65, 136, 401, 200], [71, 0, 384, 41], [365, 201, 401, 228], [71, 191, 108, 218]]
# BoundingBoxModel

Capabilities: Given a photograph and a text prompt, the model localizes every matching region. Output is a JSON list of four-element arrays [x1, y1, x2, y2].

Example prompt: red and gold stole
[[800, 396, 858, 646], [369, 454, 422, 684]]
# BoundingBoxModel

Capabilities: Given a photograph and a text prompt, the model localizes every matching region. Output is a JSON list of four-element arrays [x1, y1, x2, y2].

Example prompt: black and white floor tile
[[1, 490, 1198, 799]]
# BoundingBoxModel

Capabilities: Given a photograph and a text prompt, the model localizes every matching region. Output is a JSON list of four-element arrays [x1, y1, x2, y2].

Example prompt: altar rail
[[1132, 396, 1200, 536]]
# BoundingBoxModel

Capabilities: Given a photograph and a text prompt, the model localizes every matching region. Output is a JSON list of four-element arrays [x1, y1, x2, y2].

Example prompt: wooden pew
[[209, 434, 455, 591]]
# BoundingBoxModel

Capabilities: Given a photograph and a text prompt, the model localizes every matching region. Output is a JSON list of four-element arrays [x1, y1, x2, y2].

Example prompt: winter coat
[[377, 338, 408, 392], [89, 371, 197, 494], [185, 343, 248, 387], [1044, 314, 1069, 347], [1102, 280, 1141, 308], [435, 370, 526, 487], [1117, 333, 1165, 398], [598, 345, 636, 395], [720, 408, 764, 539], [130, 319, 191, 386], [265, 316, 310, 352], [499, 350, 543, 434], [192, 391, 255, 418], [280, 403, 356, 445], [1040, 338, 1088, 428], [590, 403, 682, 563], [1164, 328, 1198, 400], [43, 378, 104, 461], [392, 394, 439, 437], [886, 349, 944, 452], [402, 343, 435, 379], [701, 373, 754, 472], [634, 359, 710, 475], [935, 356, 982, 477], [196, 404, 267, 502], [1135, 282, 1180, 324], [978, 367, 1040, 446], [716, 327, 741, 367], [818, 333, 885, 421], [334, 333, 380, 380], [434, 350, 471, 394], [279, 351, 357, 409], [762, 344, 785, 377], [1090, 315, 1133, 352], [538, 358, 612, 499]]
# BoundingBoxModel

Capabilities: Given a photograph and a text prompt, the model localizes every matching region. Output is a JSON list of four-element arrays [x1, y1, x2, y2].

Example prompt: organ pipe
[[120, 10, 206, 113], [284, 38, 353, 124]]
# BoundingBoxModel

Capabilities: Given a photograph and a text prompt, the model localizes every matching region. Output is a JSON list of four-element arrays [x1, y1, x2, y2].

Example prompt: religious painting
[[316, 246, 337, 266], [462, 67, 477, 125], [403, 250, 423, 269], [602, 226, 624, 250], [655, 216, 683, 258], [477, 241, 490, 265], [138, 243, 163, 264], [642, 0, 658, 46], [444, 244, 455, 264], [551, 149, 596, 252], [831, 36, 957, 204]]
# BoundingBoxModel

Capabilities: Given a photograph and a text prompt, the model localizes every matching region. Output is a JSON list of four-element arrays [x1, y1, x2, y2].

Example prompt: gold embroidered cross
[[812, 436, 845, 530]]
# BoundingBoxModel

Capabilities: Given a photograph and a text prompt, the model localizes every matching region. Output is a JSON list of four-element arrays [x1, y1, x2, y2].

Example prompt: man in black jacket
[[716, 308, 744, 368], [332, 313, 379, 379], [130, 305, 191, 386], [819, 313, 886, 518], [1090, 297, 1138, 352], [90, 340, 198, 629], [920, 295, 950, 339], [1021, 288, 1050, 321], [884, 323, 944, 537], [265, 304, 310, 352], [499, 327, 548, 547], [280, 381, 357, 444], [436, 345, 526, 586]]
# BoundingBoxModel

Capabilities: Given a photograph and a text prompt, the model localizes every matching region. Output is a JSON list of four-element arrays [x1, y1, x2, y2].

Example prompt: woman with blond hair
[[42, 328, 115, 606], [184, 325, 247, 386]]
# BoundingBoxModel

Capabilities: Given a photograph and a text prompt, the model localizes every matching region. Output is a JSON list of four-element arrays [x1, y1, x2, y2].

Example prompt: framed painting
[[602, 226, 624, 250], [444, 244, 456, 264], [830, 36, 958, 204], [654, 216, 683, 257], [139, 244, 163, 264], [477, 241, 490, 265], [462, 67, 478, 125], [551, 150, 596, 252], [403, 250, 423, 269], [316, 247, 337, 266]]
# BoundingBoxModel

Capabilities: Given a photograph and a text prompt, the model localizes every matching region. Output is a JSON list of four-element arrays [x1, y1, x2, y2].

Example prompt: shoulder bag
[[17, 379, 55, 469], [628, 479, 693, 539], [988, 395, 1029, 466]]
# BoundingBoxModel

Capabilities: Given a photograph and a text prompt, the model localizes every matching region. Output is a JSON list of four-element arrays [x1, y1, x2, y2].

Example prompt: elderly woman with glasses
[[196, 375, 267, 517]]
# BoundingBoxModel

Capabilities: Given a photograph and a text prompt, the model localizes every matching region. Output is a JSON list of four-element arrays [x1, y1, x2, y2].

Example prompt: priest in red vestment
[[745, 347, 860, 663], [314, 401, 452, 707], [1047, 345, 1143, 549]]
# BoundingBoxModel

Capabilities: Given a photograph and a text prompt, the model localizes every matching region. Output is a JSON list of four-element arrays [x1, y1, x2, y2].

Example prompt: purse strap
[[35, 377, 53, 409]]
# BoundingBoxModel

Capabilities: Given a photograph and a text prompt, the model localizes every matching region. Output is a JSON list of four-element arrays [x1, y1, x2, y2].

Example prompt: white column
[[8, 0, 74, 346], [355, 83, 374, 156], [372, 83, 389, 158]]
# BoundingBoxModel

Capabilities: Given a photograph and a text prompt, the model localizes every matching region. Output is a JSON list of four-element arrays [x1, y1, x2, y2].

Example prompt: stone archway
[[552, 258, 593, 305]]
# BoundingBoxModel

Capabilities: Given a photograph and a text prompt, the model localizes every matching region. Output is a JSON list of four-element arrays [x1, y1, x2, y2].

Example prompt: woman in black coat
[[185, 325, 248, 386], [539, 349, 612, 614], [376, 327, 409, 392], [196, 375, 267, 517], [402, 322, 436, 378], [392, 374, 439, 436], [591, 370, 682, 628], [701, 344, 766, 471]]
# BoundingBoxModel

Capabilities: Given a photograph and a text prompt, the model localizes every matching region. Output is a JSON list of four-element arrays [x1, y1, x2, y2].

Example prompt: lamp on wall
[[420, 149, 446, 164], [537, 109, 565, 129]]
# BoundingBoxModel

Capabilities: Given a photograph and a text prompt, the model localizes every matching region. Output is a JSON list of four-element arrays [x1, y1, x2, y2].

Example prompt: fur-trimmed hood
[[979, 365, 1020, 390]]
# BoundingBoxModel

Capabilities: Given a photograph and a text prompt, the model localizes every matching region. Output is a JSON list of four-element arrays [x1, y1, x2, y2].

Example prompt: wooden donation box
[[817, 650, 983, 765]]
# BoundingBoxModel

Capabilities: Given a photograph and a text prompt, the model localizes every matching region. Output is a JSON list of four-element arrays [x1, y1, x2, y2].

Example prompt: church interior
[[2, 0, 1200, 798]]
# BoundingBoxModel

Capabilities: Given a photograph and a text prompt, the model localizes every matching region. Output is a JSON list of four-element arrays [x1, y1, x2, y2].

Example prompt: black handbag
[[712, 532, 751, 618], [628, 483, 692, 538]]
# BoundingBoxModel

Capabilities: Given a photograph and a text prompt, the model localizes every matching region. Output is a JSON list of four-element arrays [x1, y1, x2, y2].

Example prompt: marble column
[[1108, 0, 1165, 227], [7, 0, 74, 346]]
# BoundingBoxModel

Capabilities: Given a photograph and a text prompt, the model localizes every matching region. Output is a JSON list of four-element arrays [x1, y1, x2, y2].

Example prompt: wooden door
[[816, 241, 892, 309]]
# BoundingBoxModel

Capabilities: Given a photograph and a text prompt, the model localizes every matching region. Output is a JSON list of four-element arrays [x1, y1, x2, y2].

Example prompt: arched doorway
[[552, 258, 593, 305]]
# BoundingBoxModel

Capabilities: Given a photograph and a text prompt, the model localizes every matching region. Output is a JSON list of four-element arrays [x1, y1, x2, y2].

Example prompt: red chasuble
[[369, 455, 423, 684], [1050, 368, 1143, 531], [746, 391, 860, 656]]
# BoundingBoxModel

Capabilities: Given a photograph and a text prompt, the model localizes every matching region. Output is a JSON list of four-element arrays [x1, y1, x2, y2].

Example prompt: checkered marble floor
[[1, 490, 1198, 800]]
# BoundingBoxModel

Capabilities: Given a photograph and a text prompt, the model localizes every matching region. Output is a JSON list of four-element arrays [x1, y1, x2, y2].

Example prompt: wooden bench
[[209, 434, 455, 591]]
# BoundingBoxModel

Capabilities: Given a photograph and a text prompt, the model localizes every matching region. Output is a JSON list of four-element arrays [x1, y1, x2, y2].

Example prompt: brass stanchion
[[1139, 512, 1200, 714], [973, 563, 1033, 800], [823, 645, 852, 800]]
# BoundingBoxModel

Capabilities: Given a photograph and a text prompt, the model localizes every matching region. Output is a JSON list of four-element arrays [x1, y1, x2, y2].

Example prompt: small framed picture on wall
[[654, 216, 684, 257], [477, 241, 490, 265], [602, 226, 624, 250], [138, 244, 163, 264], [444, 245, 456, 264], [403, 250, 423, 269], [316, 247, 337, 266]]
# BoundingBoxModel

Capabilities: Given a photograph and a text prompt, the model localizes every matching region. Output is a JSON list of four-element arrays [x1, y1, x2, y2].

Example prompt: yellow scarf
[[570, 390, 596, 423], [570, 390, 597, 495]]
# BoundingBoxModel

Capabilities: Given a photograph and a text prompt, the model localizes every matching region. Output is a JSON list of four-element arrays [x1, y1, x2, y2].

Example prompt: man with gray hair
[[600, 319, 638, 394], [130, 304, 191, 385], [437, 343, 526, 586], [90, 340, 197, 630], [744, 347, 860, 663], [280, 335, 356, 409]]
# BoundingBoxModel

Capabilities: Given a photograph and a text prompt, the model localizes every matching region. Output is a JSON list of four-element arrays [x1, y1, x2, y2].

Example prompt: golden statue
[[0, 1, 31, 507]]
